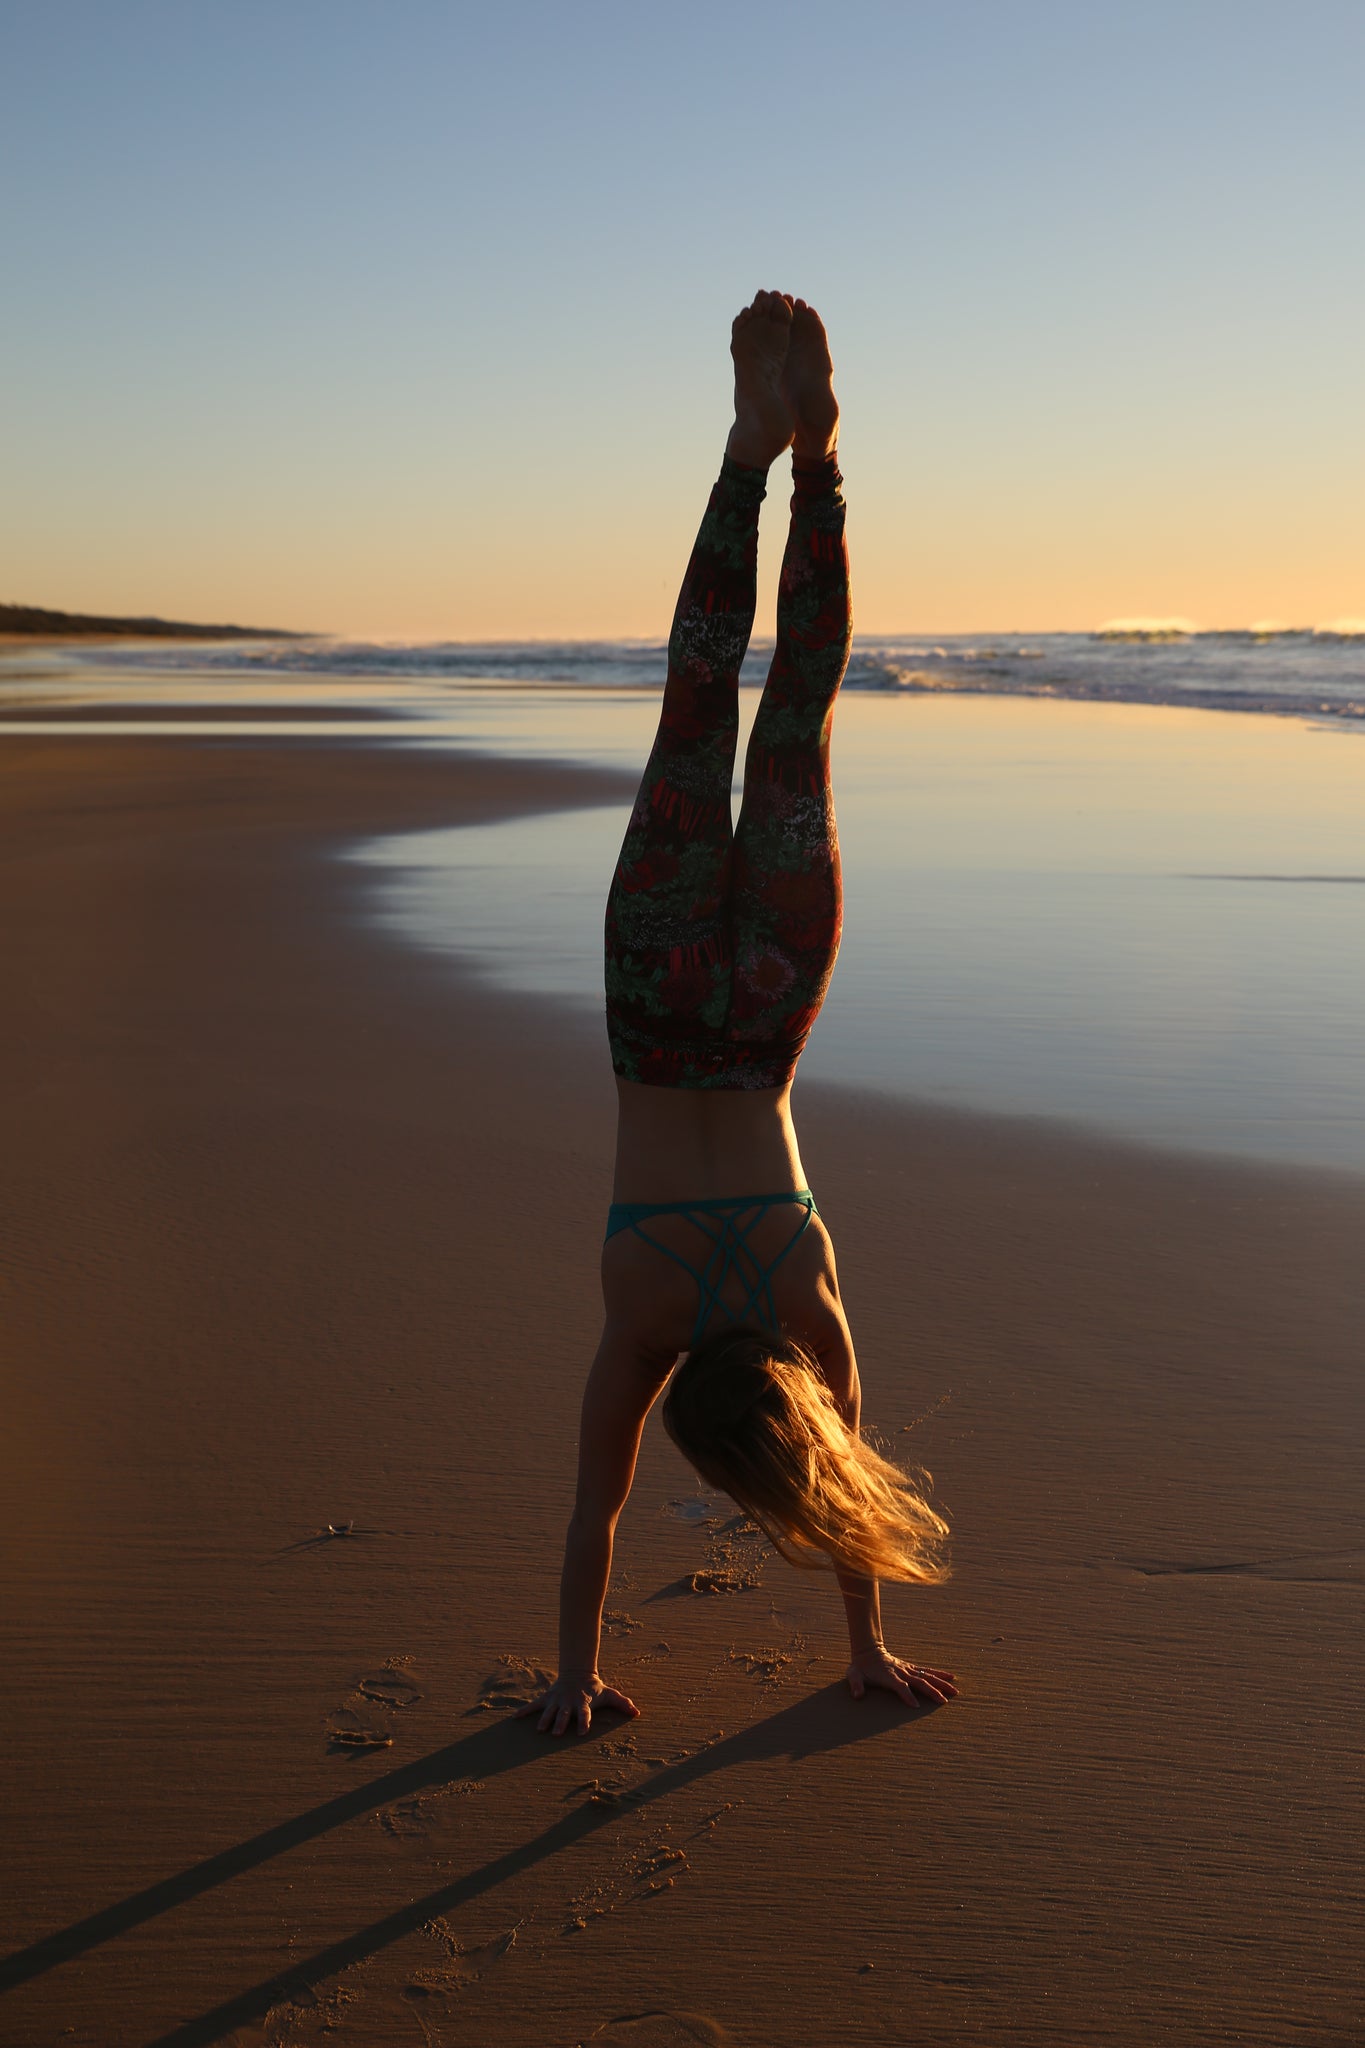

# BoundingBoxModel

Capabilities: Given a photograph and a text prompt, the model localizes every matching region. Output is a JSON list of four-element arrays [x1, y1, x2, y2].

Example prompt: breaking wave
[[82, 627, 1365, 723]]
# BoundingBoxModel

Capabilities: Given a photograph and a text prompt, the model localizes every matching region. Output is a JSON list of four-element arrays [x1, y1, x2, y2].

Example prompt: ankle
[[723, 435, 772, 473], [719, 451, 772, 503], [791, 448, 842, 501], [726, 424, 790, 470], [792, 432, 838, 464]]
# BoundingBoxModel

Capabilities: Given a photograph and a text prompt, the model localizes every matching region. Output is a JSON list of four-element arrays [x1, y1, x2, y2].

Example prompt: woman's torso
[[611, 1077, 807, 1203], [605, 1078, 848, 1358]]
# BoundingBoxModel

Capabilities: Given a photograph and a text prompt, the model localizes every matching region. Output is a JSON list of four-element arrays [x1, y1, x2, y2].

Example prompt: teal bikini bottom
[[604, 1189, 818, 1350]]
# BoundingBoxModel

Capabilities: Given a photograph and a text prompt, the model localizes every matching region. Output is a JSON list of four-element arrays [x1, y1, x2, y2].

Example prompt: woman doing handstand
[[524, 291, 957, 1737]]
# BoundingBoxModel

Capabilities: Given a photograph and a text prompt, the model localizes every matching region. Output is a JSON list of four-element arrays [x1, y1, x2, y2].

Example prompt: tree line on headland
[[0, 603, 302, 640]]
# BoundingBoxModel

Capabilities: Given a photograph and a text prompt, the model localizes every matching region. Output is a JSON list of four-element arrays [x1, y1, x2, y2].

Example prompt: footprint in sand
[[688, 1568, 756, 1594], [727, 1645, 792, 1688], [563, 1776, 636, 1809], [562, 1829, 691, 1933], [373, 1778, 482, 1836], [324, 1709, 393, 1754], [475, 1652, 554, 1711], [325, 1655, 422, 1752], [660, 1495, 771, 1591], [402, 1920, 521, 2010], [727, 1626, 814, 1688], [679, 1517, 769, 1595], [263, 1979, 358, 2041], [582, 2014, 738, 2046], [356, 1656, 423, 1709]]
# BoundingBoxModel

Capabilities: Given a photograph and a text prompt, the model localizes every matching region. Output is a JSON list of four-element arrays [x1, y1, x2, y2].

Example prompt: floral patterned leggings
[[604, 450, 851, 1089]]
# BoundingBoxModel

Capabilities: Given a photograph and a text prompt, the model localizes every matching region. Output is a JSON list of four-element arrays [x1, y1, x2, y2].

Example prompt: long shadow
[[0, 1716, 536, 1993], [143, 1685, 934, 2048], [0, 1685, 935, 2037]]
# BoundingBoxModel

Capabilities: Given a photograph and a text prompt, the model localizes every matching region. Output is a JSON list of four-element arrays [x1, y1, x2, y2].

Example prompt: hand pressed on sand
[[517, 1672, 641, 1739], [847, 1645, 958, 1707]]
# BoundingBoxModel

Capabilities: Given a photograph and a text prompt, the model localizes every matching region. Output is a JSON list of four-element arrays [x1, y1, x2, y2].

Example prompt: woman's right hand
[[516, 1671, 641, 1738]]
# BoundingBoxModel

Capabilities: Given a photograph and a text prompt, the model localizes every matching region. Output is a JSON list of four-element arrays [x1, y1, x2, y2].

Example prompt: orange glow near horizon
[[10, 454, 1364, 643]]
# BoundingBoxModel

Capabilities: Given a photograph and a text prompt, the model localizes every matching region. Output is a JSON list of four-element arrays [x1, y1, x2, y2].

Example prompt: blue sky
[[3, 0, 1363, 633]]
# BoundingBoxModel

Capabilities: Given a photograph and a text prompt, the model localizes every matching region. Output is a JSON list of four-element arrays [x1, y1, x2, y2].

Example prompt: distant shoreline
[[0, 602, 308, 641]]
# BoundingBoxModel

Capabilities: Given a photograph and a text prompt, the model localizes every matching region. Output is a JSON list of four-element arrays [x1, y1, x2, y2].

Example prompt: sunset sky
[[4, 1, 1363, 637]]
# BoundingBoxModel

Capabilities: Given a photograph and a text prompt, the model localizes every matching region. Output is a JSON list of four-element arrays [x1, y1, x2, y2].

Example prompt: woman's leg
[[728, 449, 851, 1059], [603, 454, 767, 1083]]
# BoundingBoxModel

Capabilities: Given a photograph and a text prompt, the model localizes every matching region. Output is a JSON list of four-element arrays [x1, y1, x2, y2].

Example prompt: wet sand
[[0, 703, 409, 723], [1, 735, 1363, 2048]]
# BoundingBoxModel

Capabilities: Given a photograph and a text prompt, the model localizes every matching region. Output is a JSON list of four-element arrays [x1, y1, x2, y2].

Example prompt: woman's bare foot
[[783, 298, 839, 460], [726, 289, 795, 469]]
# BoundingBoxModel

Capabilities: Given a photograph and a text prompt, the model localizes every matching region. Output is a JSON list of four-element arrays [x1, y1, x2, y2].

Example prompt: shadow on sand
[[0, 1683, 940, 2044]]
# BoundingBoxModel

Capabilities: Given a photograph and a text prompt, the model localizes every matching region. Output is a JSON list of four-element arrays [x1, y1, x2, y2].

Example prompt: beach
[[3, 727, 1363, 2048]]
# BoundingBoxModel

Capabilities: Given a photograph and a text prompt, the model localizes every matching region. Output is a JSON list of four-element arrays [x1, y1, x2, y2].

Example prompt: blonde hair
[[662, 1329, 949, 1585]]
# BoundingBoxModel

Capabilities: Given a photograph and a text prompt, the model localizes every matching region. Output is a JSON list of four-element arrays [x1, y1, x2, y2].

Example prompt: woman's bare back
[[611, 1075, 808, 1203], [601, 1196, 852, 1366]]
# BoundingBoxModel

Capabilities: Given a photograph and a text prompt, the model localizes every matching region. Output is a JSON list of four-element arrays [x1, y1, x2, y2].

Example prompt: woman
[[523, 291, 956, 1738]]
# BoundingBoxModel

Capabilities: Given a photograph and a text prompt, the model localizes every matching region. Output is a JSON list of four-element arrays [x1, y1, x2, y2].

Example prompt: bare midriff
[[611, 1076, 810, 1204]]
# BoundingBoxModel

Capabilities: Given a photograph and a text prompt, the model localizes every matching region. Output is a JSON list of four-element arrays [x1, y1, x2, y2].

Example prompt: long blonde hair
[[661, 1329, 949, 1585]]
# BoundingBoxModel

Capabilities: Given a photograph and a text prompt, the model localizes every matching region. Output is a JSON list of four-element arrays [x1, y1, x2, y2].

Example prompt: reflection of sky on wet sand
[[354, 695, 1365, 1177], [0, 647, 665, 757]]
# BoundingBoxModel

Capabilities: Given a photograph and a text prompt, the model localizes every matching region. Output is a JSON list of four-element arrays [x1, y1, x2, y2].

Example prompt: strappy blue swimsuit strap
[[604, 1190, 818, 1348]]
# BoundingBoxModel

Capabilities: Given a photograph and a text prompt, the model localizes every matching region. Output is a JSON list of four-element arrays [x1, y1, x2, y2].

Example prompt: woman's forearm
[[558, 1507, 615, 1677], [836, 1564, 884, 1656]]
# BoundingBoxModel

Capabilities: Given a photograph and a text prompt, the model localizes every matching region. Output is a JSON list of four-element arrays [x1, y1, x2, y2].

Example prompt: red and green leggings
[[604, 450, 851, 1090]]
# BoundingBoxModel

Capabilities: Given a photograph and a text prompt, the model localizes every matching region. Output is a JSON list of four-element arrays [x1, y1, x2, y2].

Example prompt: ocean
[[22, 625, 1365, 723]]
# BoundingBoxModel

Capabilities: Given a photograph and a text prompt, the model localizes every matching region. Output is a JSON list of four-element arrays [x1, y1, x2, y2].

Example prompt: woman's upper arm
[[573, 1323, 677, 1523], [809, 1311, 860, 1424]]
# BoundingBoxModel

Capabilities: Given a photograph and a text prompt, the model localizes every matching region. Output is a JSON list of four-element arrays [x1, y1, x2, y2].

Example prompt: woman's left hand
[[846, 1644, 958, 1706]]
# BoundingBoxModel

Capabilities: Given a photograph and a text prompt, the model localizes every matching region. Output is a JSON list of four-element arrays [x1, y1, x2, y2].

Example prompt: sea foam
[[79, 628, 1365, 723]]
